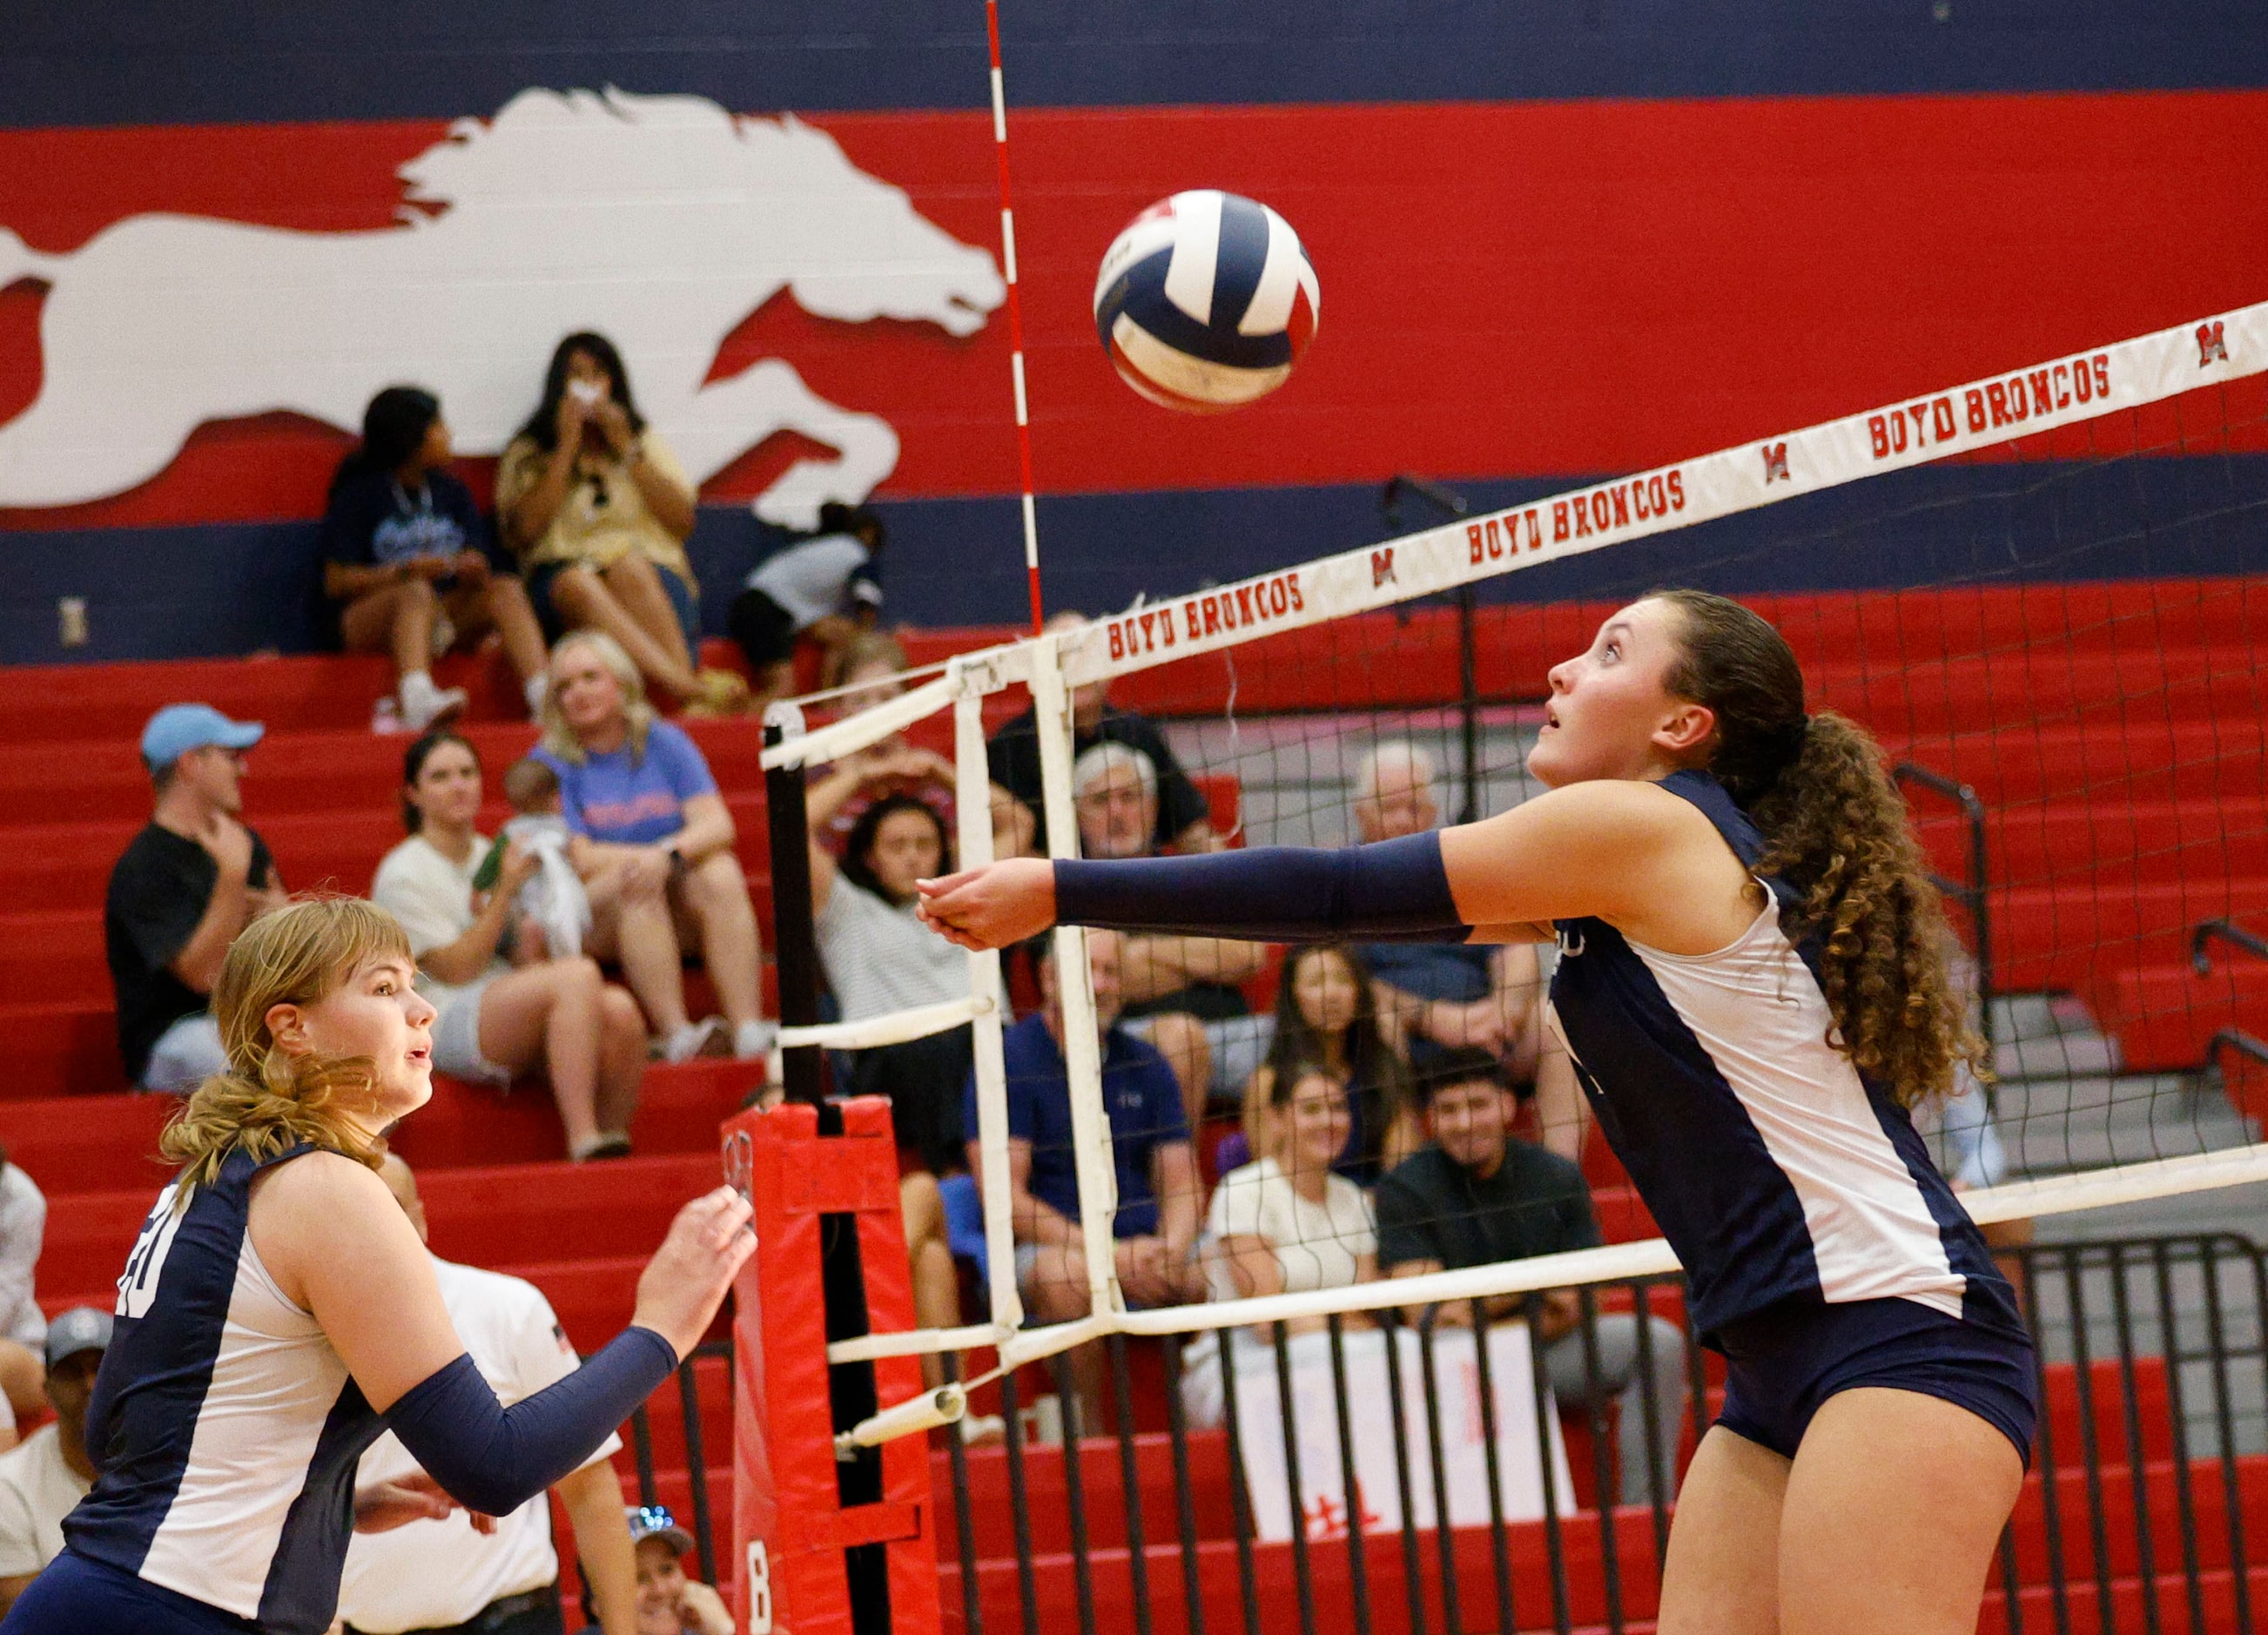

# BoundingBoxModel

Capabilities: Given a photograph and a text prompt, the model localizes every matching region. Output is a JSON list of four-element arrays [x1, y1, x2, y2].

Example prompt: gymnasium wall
[[1, 4, 2264, 663]]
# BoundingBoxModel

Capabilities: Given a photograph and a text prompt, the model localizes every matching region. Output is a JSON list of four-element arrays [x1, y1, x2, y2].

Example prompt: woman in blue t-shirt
[[322, 387, 552, 732], [535, 632, 773, 1066]]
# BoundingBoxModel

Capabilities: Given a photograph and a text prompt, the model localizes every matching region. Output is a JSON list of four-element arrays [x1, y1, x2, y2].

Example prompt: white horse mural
[[0, 87, 1004, 526]]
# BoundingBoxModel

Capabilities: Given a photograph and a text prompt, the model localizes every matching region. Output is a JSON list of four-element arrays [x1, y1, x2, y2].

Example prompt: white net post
[[952, 662, 1025, 1333], [1028, 630, 1125, 1320]]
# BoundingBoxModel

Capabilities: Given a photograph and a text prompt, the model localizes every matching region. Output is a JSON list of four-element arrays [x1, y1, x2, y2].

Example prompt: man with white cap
[[103, 703, 287, 1092], [337, 1152, 638, 1635], [0, 1306, 108, 1614]]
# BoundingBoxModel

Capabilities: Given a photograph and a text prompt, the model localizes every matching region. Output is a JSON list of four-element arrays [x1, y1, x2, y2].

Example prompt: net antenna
[[761, 299, 2268, 1442]]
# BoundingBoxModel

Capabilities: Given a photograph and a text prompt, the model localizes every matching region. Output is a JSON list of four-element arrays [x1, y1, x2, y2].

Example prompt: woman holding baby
[[372, 730, 649, 1161]]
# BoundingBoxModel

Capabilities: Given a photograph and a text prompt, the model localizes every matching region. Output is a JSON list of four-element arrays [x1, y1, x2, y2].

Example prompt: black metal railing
[[2194, 920, 2268, 979], [621, 1234, 2268, 1635], [1894, 761, 1996, 1055]]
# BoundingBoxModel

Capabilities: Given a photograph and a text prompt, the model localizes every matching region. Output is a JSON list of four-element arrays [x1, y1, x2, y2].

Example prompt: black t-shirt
[[320, 467, 506, 580], [986, 704, 1211, 853], [105, 824, 276, 1083], [1374, 1140, 1601, 1274]]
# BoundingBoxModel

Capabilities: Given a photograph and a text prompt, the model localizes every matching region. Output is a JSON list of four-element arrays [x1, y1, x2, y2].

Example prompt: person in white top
[[0, 1150, 50, 1433], [372, 731, 648, 1162], [0, 1307, 106, 1614], [1207, 1065, 1380, 1314], [337, 1154, 636, 1635]]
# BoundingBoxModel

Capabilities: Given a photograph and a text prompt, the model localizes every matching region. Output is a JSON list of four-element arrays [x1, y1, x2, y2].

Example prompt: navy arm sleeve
[[1053, 832, 1470, 945], [385, 1326, 676, 1516]]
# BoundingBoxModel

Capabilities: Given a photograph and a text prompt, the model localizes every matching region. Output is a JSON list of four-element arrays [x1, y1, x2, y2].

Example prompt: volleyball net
[[757, 299, 2268, 1440]]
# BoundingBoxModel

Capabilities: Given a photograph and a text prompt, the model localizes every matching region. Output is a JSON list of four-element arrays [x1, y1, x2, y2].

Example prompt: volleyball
[[1091, 190, 1319, 413]]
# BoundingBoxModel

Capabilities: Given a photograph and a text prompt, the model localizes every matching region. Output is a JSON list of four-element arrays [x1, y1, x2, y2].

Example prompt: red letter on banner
[[1868, 416, 1888, 458]]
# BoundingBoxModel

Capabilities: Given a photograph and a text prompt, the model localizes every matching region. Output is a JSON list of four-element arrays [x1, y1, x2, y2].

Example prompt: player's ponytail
[[160, 897, 405, 1194], [1656, 589, 1988, 1108]]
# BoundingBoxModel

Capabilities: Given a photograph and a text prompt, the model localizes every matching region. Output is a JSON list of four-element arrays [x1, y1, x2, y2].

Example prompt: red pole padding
[[726, 1097, 942, 1635]]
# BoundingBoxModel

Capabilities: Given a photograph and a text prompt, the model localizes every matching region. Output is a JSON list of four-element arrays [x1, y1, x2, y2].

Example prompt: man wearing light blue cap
[[102, 704, 286, 1092]]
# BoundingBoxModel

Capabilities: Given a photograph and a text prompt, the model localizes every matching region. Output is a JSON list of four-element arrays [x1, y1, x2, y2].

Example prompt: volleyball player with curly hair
[[3, 898, 750, 1635], [919, 589, 2030, 1635]]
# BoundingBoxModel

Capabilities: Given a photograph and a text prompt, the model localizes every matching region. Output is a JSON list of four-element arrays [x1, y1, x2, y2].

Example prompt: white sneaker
[[732, 1019, 778, 1061], [400, 670, 469, 733], [658, 1018, 725, 1064]]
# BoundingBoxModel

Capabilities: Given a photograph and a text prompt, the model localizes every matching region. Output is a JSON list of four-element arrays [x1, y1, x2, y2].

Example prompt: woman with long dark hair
[[919, 590, 2033, 1635], [497, 333, 745, 715], [1236, 942, 1417, 1185], [322, 387, 549, 730], [1, 898, 748, 1635]]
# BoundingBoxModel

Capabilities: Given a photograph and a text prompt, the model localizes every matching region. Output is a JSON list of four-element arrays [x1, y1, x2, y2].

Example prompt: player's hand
[[593, 400, 635, 457], [555, 387, 593, 446], [677, 1579, 737, 1635], [915, 858, 1056, 950], [353, 1470, 498, 1535], [633, 1187, 757, 1360]]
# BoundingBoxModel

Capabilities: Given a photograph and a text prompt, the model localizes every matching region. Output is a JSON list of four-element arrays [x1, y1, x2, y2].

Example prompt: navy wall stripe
[[2, 454, 2259, 667], [2, 2, 2265, 130]]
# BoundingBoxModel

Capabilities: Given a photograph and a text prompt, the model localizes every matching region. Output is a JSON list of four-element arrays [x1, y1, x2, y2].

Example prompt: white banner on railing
[[1218, 1323, 1576, 1543], [1058, 300, 2268, 689]]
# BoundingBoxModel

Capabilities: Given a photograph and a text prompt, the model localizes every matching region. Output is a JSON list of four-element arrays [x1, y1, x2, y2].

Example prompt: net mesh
[[769, 302, 2268, 1390]]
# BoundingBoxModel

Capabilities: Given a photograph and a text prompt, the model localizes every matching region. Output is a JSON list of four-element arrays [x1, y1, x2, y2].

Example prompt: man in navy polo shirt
[[963, 929, 1204, 1335]]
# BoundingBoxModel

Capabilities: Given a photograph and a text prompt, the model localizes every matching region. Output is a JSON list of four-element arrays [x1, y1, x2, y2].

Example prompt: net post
[[723, 1098, 945, 1635], [763, 707, 825, 1106], [952, 668, 1025, 1331], [1029, 630, 1123, 1318]]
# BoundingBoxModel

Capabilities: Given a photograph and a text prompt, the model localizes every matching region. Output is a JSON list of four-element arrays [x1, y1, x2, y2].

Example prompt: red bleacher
[[8, 575, 2264, 1626]]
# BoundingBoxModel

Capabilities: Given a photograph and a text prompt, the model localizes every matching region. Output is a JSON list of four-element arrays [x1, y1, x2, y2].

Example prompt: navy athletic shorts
[[1713, 1295, 2037, 1469], [0, 1549, 258, 1633]]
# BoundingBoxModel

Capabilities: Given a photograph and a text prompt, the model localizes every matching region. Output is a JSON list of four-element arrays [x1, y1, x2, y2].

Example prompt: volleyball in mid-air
[[1092, 191, 1318, 413]]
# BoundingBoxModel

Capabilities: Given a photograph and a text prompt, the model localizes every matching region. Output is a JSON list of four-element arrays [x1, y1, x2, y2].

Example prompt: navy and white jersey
[[65, 1143, 387, 1635], [1546, 770, 2022, 1346]]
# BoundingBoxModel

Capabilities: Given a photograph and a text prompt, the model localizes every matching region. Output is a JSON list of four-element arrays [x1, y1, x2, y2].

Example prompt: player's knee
[[548, 564, 604, 618]]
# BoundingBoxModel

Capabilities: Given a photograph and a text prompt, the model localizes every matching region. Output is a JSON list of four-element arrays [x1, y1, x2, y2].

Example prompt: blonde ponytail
[[160, 897, 410, 1194]]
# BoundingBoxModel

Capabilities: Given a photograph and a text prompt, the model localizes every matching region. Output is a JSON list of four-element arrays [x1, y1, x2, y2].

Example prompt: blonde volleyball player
[[4, 898, 751, 1635], [919, 590, 2033, 1635]]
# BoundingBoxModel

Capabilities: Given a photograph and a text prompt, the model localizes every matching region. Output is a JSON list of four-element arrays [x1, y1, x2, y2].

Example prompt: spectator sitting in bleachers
[[0, 1308, 106, 1614], [986, 609, 1220, 860], [728, 501, 885, 714], [629, 1506, 731, 1635], [0, 1148, 49, 1432], [1227, 943, 1419, 1185], [964, 930, 1202, 1426], [1178, 1064, 1380, 1430], [321, 385, 549, 732], [336, 1152, 638, 1634], [373, 731, 647, 1162], [497, 332, 745, 717], [806, 761, 967, 1174], [1377, 1049, 1685, 1509], [1352, 741, 1586, 1160], [810, 631, 959, 858], [538, 633, 776, 1066], [1075, 742, 1269, 1132], [104, 704, 287, 1093]]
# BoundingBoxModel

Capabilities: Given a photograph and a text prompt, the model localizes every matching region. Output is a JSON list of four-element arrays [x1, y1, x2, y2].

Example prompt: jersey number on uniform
[[118, 1184, 187, 1320]]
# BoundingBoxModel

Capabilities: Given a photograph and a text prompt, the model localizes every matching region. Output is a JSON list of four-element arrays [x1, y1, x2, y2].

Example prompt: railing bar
[[996, 1369, 1043, 1635], [1272, 1322, 1322, 1635], [1108, 1336, 1158, 1635], [1215, 1332, 1269, 1635], [1572, 1288, 1624, 1632], [676, 1358, 717, 1585], [1324, 1315, 1376, 1635], [1630, 1281, 1673, 1572], [2148, 1241, 2207, 1635], [1051, 1352, 1102, 1635], [1379, 1310, 1431, 1635], [1482, 1297, 1546, 1635], [630, 1403, 660, 1509], [2103, 1244, 2160, 1635], [2062, 1250, 2117, 1635], [2023, 1248, 2075, 1635], [1162, 1338, 1212, 1635], [940, 1350, 986, 1635], [1415, 1317, 1467, 1635]]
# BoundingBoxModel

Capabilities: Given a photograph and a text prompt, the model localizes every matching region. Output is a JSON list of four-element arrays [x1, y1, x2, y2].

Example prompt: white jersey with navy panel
[[65, 1143, 387, 1635], [1545, 770, 2022, 1346]]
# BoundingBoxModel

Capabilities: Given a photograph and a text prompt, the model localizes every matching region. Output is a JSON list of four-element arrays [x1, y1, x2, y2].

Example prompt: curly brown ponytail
[[159, 897, 408, 1194], [1654, 589, 1988, 1108]]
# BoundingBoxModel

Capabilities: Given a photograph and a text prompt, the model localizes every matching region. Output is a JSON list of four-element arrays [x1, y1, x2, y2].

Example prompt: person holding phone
[[497, 334, 745, 717]]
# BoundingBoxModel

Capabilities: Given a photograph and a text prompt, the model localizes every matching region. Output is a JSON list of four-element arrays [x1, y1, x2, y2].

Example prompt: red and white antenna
[[982, 0, 1046, 635]]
